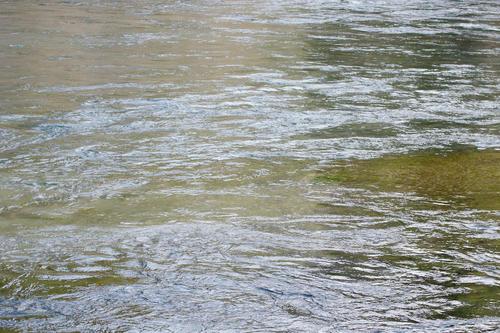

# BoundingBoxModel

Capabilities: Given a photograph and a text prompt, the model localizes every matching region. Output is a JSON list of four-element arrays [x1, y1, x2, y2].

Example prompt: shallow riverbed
[[0, 0, 499, 331]]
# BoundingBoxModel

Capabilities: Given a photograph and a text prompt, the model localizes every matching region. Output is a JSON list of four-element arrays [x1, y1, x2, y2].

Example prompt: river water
[[0, 0, 499, 331]]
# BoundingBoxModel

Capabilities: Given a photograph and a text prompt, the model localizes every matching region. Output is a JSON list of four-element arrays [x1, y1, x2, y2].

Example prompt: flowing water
[[0, 0, 499, 331]]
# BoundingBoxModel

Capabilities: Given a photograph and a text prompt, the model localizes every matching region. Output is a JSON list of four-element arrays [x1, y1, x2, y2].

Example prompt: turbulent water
[[0, 0, 499, 331]]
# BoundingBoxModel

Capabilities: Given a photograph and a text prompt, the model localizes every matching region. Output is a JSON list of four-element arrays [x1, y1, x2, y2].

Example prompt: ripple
[[0, 0, 499, 331]]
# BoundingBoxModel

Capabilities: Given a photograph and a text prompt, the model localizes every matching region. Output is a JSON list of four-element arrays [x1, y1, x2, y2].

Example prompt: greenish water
[[0, 0, 499, 332], [320, 147, 500, 209], [320, 146, 500, 320]]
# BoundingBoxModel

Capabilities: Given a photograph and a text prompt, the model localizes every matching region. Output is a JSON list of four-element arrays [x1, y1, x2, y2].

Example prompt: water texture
[[0, 0, 499, 331]]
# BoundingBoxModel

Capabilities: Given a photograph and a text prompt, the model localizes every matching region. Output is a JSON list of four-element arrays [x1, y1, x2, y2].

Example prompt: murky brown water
[[1, 0, 499, 331]]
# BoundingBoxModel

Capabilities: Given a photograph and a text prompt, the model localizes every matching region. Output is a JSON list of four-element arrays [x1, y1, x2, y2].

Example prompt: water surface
[[0, 0, 499, 331]]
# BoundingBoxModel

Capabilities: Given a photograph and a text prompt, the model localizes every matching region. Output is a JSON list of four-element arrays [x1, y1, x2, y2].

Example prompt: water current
[[0, 0, 499, 331]]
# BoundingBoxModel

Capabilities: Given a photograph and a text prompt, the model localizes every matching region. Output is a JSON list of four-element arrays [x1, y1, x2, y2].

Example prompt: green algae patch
[[320, 147, 500, 210]]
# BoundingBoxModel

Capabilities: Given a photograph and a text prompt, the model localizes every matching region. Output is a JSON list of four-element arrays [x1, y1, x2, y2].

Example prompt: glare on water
[[0, 0, 499, 331]]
